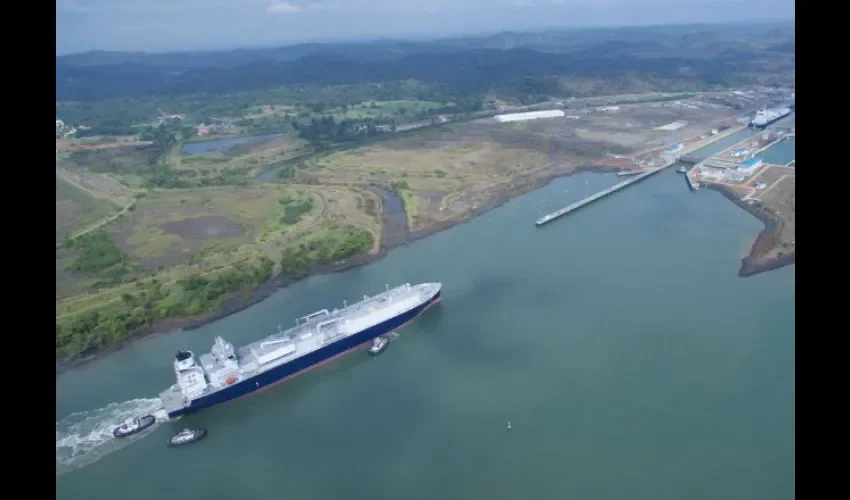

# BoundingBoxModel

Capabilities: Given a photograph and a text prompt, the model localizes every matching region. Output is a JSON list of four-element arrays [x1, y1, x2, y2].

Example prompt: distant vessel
[[159, 283, 442, 419], [677, 166, 687, 174], [750, 106, 792, 128]]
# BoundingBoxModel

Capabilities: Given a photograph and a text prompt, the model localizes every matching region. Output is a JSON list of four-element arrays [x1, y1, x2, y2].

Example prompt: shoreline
[[56, 163, 605, 376], [57, 163, 788, 375], [704, 183, 795, 277]]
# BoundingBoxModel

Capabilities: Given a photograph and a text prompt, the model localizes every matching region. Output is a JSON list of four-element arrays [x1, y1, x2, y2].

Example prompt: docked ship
[[159, 282, 442, 418], [750, 106, 792, 128]]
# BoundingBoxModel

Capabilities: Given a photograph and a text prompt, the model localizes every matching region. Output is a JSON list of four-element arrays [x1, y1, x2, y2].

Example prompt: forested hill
[[57, 49, 754, 101], [56, 22, 794, 102]]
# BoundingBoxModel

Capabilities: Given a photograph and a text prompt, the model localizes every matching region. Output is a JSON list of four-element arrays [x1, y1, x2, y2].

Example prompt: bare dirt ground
[[102, 183, 381, 269], [56, 93, 771, 371], [55, 166, 135, 207], [56, 175, 117, 241], [161, 215, 246, 239], [56, 183, 380, 310], [109, 187, 300, 269], [304, 100, 737, 230], [754, 170, 795, 256], [56, 139, 152, 151], [701, 161, 795, 276]]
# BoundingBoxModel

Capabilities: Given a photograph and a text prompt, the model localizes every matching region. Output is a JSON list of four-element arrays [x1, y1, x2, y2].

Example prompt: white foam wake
[[56, 398, 168, 476]]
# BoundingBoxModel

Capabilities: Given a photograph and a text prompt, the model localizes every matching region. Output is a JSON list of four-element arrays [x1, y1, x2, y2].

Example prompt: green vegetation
[[278, 195, 314, 225], [390, 181, 418, 227], [58, 144, 255, 190], [54, 24, 794, 364], [56, 177, 117, 244], [56, 257, 274, 359], [56, 185, 380, 361], [57, 81, 468, 133], [279, 226, 374, 278], [390, 180, 410, 191], [276, 164, 297, 180], [64, 230, 127, 273]]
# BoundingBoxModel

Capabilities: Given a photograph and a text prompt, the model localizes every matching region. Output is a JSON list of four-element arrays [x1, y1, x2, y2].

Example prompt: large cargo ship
[[750, 106, 792, 128], [159, 282, 442, 418]]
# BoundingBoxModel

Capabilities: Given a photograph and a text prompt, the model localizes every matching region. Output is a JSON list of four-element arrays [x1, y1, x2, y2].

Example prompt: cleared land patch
[[328, 100, 446, 121], [109, 186, 320, 269], [755, 171, 795, 257], [56, 175, 117, 244], [300, 125, 557, 229], [161, 215, 246, 240], [56, 183, 379, 317]]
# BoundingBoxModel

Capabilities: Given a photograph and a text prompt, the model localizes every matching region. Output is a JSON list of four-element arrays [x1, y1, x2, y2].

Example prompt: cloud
[[267, 1, 302, 13], [58, 0, 273, 14]]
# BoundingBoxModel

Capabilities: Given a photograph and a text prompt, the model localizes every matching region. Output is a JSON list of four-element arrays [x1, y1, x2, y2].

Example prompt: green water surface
[[57, 170, 794, 500]]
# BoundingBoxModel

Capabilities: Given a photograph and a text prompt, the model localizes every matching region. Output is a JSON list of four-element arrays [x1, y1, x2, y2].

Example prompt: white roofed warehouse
[[494, 110, 565, 123]]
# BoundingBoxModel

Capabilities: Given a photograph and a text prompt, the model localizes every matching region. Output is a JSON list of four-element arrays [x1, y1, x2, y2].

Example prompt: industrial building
[[494, 110, 565, 123], [656, 120, 688, 131]]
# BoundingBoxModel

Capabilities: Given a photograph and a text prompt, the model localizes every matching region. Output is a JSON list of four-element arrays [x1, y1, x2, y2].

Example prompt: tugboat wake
[[56, 398, 168, 476]]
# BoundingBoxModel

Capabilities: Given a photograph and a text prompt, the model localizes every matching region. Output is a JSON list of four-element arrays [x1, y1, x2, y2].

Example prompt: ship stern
[[159, 385, 188, 418]]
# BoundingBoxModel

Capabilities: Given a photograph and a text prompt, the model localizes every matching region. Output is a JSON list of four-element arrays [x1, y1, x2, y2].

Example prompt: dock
[[534, 124, 747, 227], [536, 166, 668, 226]]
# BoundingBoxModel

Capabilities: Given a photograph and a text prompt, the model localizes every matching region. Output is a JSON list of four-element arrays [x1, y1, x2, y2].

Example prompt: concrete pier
[[536, 165, 669, 226], [534, 124, 748, 227], [616, 170, 644, 177]]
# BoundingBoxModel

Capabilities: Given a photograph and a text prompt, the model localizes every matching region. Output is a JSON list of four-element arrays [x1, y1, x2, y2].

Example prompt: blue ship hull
[[751, 111, 792, 128], [167, 290, 440, 418]]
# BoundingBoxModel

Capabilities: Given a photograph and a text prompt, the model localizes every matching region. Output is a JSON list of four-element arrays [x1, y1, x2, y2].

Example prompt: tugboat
[[113, 415, 156, 438], [368, 336, 389, 356], [677, 165, 688, 173], [167, 428, 207, 447]]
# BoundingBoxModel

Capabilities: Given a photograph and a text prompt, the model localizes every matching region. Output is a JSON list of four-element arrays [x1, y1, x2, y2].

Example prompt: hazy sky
[[56, 0, 794, 55]]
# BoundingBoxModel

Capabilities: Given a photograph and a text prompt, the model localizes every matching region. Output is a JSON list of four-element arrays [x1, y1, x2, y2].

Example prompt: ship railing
[[297, 309, 330, 325], [317, 317, 345, 339], [259, 338, 293, 350]]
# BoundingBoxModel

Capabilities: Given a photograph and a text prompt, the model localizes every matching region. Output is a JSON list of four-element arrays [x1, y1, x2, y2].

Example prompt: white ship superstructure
[[751, 106, 792, 128], [159, 282, 442, 417]]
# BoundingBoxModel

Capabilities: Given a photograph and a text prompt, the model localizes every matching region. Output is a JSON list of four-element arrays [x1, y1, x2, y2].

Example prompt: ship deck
[[159, 282, 441, 411], [238, 283, 435, 363], [160, 385, 185, 414]]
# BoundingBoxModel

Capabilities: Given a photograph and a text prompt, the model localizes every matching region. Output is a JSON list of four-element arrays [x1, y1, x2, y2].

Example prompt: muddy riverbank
[[60, 161, 772, 375], [56, 163, 611, 375]]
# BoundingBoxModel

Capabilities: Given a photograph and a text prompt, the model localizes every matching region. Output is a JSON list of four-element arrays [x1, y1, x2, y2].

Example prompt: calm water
[[57, 170, 794, 500], [759, 137, 795, 165], [182, 134, 284, 155]]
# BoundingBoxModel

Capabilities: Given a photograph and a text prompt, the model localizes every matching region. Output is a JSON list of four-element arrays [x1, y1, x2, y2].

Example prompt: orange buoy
[[226, 377, 237, 385]]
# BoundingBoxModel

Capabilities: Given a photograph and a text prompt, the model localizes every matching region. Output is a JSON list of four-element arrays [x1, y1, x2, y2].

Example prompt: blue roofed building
[[737, 157, 763, 175]]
